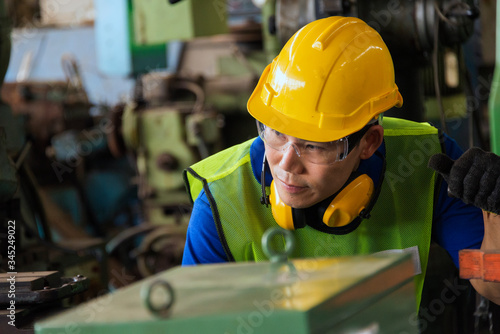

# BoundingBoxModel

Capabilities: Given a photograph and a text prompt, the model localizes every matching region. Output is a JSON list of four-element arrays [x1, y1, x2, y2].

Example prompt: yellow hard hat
[[247, 16, 403, 142]]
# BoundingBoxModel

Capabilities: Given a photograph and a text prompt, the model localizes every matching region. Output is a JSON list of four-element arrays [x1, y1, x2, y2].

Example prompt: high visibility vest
[[185, 117, 442, 309]]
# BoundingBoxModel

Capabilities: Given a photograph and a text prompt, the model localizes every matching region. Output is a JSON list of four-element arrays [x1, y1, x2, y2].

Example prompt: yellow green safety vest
[[184, 117, 442, 309]]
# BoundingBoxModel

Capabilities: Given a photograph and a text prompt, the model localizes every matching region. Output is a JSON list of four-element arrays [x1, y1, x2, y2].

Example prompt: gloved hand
[[428, 147, 500, 214]]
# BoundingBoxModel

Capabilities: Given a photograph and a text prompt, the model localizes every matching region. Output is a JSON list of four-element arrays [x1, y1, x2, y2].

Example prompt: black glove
[[428, 147, 500, 214]]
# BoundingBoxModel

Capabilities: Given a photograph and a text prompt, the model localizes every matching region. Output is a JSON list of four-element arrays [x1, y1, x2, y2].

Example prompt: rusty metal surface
[[1, 81, 92, 148], [0, 271, 89, 305]]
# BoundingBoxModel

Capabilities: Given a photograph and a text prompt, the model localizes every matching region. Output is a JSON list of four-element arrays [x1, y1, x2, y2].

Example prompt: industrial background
[[0, 0, 498, 333]]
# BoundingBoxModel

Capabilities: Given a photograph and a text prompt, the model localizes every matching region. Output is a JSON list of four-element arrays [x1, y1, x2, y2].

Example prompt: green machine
[[94, 0, 228, 76], [489, 1, 500, 154], [35, 230, 419, 334], [100, 0, 234, 278]]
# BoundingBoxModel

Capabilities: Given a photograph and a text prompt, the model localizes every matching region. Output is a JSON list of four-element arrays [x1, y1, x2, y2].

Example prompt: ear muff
[[269, 180, 295, 230], [322, 174, 374, 227], [269, 174, 375, 232]]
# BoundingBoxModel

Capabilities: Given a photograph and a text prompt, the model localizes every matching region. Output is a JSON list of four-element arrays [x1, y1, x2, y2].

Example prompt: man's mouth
[[277, 178, 306, 194]]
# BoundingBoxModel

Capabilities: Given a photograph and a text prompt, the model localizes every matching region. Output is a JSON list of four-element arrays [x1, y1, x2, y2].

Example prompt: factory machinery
[[0, 0, 498, 333]]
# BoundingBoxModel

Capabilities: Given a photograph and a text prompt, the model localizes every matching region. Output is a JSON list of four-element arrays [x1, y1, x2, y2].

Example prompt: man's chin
[[281, 195, 317, 209]]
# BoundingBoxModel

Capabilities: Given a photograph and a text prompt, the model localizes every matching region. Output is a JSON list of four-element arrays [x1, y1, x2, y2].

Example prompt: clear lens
[[257, 122, 349, 164]]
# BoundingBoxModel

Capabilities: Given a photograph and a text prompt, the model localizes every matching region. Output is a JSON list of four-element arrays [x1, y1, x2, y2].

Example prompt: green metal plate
[[35, 253, 417, 334]]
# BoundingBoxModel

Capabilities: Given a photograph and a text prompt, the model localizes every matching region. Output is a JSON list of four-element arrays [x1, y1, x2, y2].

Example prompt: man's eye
[[305, 144, 326, 151], [272, 130, 285, 138]]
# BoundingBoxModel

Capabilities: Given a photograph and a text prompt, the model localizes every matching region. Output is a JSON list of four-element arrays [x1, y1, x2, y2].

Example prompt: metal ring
[[142, 279, 175, 318], [261, 227, 295, 263]]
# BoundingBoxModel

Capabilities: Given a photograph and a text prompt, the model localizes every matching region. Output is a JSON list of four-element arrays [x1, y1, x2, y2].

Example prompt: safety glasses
[[257, 122, 349, 165]]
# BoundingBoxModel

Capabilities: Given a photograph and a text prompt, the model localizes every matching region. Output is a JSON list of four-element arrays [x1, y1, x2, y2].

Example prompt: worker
[[182, 16, 500, 308]]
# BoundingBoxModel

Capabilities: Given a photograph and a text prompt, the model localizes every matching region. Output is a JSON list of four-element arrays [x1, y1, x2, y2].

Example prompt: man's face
[[265, 137, 361, 209]]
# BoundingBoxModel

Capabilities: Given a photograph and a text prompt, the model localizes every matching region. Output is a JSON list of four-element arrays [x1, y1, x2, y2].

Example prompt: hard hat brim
[[247, 65, 403, 142]]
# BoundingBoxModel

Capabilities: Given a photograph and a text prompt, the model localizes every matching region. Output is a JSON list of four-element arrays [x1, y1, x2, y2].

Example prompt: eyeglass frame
[[256, 120, 378, 165]]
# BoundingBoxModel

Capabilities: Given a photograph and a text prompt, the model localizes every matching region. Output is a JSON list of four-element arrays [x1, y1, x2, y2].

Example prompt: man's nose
[[281, 142, 301, 157], [279, 143, 303, 172]]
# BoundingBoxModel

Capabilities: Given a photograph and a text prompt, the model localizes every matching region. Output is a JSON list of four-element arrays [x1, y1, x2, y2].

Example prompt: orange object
[[483, 252, 500, 282], [459, 249, 483, 280], [459, 249, 500, 282]]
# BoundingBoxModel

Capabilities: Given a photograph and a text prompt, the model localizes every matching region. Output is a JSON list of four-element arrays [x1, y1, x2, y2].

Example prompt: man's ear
[[359, 125, 383, 159]]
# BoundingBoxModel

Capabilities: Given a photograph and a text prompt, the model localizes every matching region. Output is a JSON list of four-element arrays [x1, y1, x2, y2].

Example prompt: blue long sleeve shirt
[[182, 135, 484, 267]]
